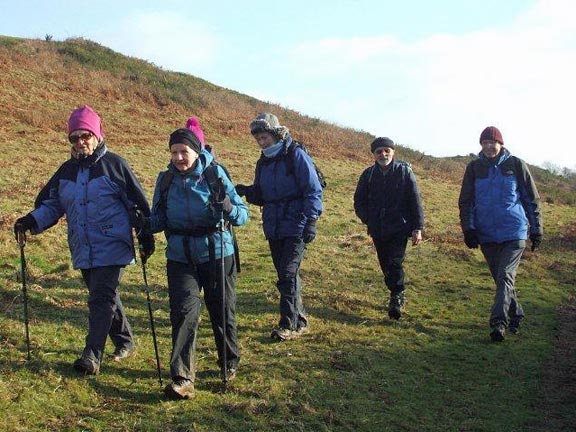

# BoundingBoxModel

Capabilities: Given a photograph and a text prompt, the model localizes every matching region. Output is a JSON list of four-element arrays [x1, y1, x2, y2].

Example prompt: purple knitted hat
[[68, 105, 103, 140]]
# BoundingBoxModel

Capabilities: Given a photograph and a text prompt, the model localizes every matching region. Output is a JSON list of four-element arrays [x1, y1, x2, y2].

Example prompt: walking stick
[[141, 257, 163, 387], [17, 231, 31, 361], [217, 180, 229, 387]]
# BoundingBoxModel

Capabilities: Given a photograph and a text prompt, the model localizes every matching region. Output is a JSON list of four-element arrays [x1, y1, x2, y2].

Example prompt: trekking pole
[[141, 258, 163, 387], [218, 180, 228, 387], [17, 231, 31, 361]]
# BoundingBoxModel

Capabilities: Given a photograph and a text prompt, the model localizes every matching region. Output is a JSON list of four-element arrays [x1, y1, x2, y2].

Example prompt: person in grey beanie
[[459, 126, 543, 342], [354, 137, 424, 320], [235, 112, 323, 341]]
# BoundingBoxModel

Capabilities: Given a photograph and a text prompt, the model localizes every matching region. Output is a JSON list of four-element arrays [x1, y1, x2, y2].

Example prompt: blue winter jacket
[[458, 148, 543, 243], [354, 160, 424, 240], [148, 149, 249, 264], [30, 143, 151, 269], [243, 136, 323, 240]]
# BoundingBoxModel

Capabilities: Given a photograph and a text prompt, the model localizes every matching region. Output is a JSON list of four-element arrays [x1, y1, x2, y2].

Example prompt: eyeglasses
[[69, 132, 93, 144]]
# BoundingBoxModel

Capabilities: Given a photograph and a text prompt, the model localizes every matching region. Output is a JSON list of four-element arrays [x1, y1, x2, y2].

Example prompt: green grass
[[2, 151, 575, 431], [0, 36, 575, 432]]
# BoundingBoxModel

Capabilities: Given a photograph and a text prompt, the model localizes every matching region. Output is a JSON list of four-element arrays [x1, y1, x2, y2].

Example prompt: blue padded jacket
[[30, 143, 150, 269]]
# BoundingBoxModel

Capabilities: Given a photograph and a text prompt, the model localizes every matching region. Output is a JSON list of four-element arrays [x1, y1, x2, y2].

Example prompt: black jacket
[[354, 160, 424, 240]]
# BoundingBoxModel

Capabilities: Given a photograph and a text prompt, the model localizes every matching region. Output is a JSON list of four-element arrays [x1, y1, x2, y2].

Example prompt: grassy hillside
[[1, 36, 575, 431]]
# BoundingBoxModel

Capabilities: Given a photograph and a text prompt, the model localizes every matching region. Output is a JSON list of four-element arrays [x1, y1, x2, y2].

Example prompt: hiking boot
[[271, 325, 309, 341], [111, 346, 134, 362], [73, 356, 100, 375], [508, 318, 522, 335], [225, 367, 237, 381], [164, 378, 195, 400], [388, 293, 405, 320], [490, 325, 505, 342]]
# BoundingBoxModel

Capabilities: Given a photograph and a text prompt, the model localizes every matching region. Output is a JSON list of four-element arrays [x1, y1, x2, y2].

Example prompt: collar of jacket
[[75, 141, 107, 167], [478, 146, 510, 167]]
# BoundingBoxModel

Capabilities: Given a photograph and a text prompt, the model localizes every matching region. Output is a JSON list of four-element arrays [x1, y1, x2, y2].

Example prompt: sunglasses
[[69, 132, 94, 144]]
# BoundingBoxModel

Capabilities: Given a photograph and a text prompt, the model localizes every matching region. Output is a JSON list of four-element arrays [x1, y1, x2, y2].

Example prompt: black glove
[[138, 233, 155, 264], [530, 233, 542, 252], [463, 230, 479, 249], [235, 184, 248, 197], [302, 220, 317, 244], [14, 213, 36, 240], [128, 206, 147, 231], [213, 194, 233, 214]]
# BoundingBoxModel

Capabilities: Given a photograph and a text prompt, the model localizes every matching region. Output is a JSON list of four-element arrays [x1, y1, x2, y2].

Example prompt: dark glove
[[302, 220, 317, 244], [128, 206, 147, 231], [138, 233, 155, 264], [463, 230, 479, 249], [235, 184, 248, 197], [530, 233, 542, 252], [213, 194, 233, 214], [13, 213, 36, 240]]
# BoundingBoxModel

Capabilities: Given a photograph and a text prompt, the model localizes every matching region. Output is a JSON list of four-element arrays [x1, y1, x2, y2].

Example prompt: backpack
[[157, 160, 241, 271], [289, 141, 327, 189], [255, 141, 326, 192]]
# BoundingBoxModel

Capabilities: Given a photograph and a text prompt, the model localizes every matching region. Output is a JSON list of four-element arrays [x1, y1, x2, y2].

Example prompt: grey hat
[[249, 112, 289, 139]]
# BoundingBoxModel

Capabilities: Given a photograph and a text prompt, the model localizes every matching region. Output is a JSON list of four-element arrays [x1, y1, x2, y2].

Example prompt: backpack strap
[[158, 170, 175, 212]]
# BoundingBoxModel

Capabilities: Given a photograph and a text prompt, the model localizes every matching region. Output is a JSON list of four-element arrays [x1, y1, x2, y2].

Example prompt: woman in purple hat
[[13, 105, 155, 375]]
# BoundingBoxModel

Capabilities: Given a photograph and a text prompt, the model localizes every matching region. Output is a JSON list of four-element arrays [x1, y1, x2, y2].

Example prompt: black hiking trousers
[[81, 266, 134, 364], [166, 257, 239, 382], [372, 233, 409, 297], [268, 236, 308, 331]]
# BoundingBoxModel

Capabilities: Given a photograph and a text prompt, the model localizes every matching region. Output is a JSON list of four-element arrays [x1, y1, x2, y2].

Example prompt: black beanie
[[169, 128, 202, 154], [370, 137, 395, 153]]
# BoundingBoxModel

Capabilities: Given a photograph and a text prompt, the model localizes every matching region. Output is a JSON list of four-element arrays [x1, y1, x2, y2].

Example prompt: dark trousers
[[268, 237, 308, 330], [81, 266, 134, 363], [166, 257, 239, 382], [480, 240, 526, 328], [372, 233, 409, 296]]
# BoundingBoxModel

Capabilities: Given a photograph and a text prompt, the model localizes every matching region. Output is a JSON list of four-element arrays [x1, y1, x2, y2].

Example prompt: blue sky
[[2, 0, 575, 169]]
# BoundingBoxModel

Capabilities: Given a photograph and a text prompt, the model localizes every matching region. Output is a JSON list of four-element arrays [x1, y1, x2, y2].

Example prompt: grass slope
[[0, 36, 575, 432]]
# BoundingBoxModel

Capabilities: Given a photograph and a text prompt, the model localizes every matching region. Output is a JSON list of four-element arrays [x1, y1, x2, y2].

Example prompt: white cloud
[[275, 0, 576, 168], [91, 11, 221, 74]]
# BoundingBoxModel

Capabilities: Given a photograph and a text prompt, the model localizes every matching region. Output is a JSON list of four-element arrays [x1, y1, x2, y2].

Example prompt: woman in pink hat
[[14, 105, 155, 375]]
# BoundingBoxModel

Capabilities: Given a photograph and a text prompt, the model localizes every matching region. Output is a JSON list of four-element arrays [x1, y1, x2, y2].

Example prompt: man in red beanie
[[14, 105, 155, 374], [458, 126, 543, 342]]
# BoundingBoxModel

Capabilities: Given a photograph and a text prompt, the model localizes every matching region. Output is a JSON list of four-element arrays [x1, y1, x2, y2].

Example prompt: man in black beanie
[[354, 137, 424, 320]]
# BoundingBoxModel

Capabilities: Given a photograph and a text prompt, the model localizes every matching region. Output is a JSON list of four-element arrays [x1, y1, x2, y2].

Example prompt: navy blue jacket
[[354, 160, 424, 240], [243, 136, 323, 240], [30, 142, 150, 269], [458, 148, 542, 243]]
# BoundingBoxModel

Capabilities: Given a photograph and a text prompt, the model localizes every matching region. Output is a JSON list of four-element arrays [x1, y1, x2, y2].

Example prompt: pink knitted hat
[[68, 105, 103, 140], [185, 117, 205, 147]]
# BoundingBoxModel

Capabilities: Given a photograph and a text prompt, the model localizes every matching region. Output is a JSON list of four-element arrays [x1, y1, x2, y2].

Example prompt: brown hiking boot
[[164, 378, 195, 400]]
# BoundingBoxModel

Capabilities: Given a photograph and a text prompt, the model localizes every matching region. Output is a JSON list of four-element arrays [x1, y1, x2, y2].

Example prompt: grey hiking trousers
[[480, 240, 526, 328]]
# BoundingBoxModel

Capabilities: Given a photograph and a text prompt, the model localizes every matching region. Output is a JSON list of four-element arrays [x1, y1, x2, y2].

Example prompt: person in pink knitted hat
[[14, 105, 155, 375]]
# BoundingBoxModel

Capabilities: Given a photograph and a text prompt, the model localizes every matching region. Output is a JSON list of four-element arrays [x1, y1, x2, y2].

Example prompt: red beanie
[[479, 126, 503, 145]]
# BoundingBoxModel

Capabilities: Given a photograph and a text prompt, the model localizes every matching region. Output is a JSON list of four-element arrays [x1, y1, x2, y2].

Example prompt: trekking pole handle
[[17, 231, 26, 248]]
